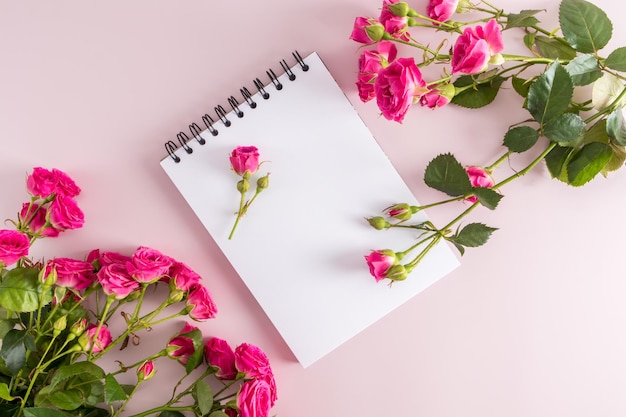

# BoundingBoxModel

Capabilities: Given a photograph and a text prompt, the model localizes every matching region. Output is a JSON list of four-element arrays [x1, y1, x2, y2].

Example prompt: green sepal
[[605, 47, 626, 72]]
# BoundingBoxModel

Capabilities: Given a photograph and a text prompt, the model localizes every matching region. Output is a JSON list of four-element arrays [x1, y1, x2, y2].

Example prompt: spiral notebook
[[159, 51, 459, 367]]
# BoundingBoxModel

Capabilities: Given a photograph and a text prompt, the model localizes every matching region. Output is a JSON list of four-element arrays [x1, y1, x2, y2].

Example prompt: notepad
[[159, 51, 459, 367]]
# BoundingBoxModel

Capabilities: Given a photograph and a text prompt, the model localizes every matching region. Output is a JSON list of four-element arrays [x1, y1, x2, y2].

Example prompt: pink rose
[[374, 57, 427, 123], [237, 379, 272, 417], [137, 360, 156, 381], [48, 196, 85, 231], [82, 324, 112, 353], [19, 203, 59, 238], [379, 0, 410, 41], [100, 251, 132, 267], [26, 167, 57, 198], [168, 261, 201, 291], [234, 343, 272, 379], [186, 284, 218, 321], [350, 17, 385, 45], [97, 263, 140, 299], [230, 146, 260, 176], [420, 89, 452, 109], [427, 0, 460, 23], [167, 322, 198, 364], [364, 249, 397, 282], [127, 246, 173, 283], [452, 19, 504, 75], [465, 166, 495, 203], [45, 258, 95, 290], [52, 168, 81, 198], [0, 230, 30, 267], [205, 337, 237, 380], [356, 41, 398, 102]]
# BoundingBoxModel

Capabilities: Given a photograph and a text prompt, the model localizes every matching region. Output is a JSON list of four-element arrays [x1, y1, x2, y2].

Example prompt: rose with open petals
[[186, 284, 218, 321], [235, 343, 272, 379], [168, 261, 201, 291], [127, 246, 173, 283], [237, 379, 272, 417], [0, 230, 29, 267], [466, 166, 495, 203], [97, 263, 140, 299], [452, 19, 504, 75], [48, 195, 84, 231], [230, 146, 260, 176], [205, 337, 237, 380], [26, 167, 58, 198], [45, 258, 95, 290], [357, 41, 397, 102], [52, 168, 81, 198], [427, 0, 460, 23], [374, 57, 427, 123]]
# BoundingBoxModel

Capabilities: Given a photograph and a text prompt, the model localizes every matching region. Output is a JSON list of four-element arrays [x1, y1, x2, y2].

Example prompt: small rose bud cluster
[[228, 146, 271, 240]]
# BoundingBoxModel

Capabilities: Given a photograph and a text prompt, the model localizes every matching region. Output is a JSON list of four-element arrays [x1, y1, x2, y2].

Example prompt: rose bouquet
[[351, 0, 626, 283], [0, 167, 277, 417]]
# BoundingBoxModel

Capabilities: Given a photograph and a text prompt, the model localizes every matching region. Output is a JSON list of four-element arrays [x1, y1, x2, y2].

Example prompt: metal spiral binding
[[164, 50, 307, 163]]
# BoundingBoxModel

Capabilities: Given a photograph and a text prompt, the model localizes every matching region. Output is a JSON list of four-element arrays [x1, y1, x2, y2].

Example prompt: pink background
[[2, 0, 626, 416]]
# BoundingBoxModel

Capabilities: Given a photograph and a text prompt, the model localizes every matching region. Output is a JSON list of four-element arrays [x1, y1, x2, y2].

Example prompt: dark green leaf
[[523, 33, 536, 52], [559, 0, 612, 53], [49, 389, 84, 411], [533, 36, 577, 60], [50, 362, 105, 390], [0, 268, 52, 313], [208, 412, 230, 417], [0, 318, 18, 340], [193, 380, 214, 416], [158, 412, 185, 417], [527, 62, 574, 124], [583, 119, 609, 145], [505, 10, 542, 29], [472, 187, 503, 210], [543, 113, 585, 144], [565, 54, 602, 86], [511, 76, 531, 98], [104, 374, 127, 404], [545, 145, 574, 181], [423, 153, 472, 197], [503, 126, 539, 152], [0, 329, 33, 375], [451, 223, 498, 248], [605, 47, 626, 72], [184, 329, 205, 375], [73, 407, 111, 417], [23, 408, 69, 417], [451, 76, 505, 109], [567, 142, 613, 186], [606, 108, 626, 146]]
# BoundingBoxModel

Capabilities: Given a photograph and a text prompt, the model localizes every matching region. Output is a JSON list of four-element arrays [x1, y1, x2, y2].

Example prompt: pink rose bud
[[452, 19, 504, 75], [19, 203, 59, 238], [379, 0, 410, 41], [137, 360, 156, 381], [465, 166, 495, 203], [186, 284, 218, 321], [374, 57, 428, 123], [230, 146, 260, 176], [427, 0, 460, 23], [366, 216, 390, 230], [205, 337, 237, 380], [127, 246, 174, 284], [383, 203, 414, 221], [237, 379, 272, 417], [350, 17, 385, 45], [167, 322, 198, 365], [0, 230, 30, 267], [79, 324, 112, 353], [364, 249, 398, 282], [420, 83, 455, 109], [44, 258, 95, 291]]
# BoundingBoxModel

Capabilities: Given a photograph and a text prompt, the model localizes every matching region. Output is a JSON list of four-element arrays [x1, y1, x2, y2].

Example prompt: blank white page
[[160, 51, 459, 368]]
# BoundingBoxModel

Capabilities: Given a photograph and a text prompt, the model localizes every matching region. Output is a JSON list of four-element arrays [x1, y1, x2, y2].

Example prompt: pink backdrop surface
[[2, 0, 626, 416]]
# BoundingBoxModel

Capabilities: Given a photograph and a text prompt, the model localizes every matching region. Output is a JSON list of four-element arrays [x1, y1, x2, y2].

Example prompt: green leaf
[[523, 33, 536, 51], [543, 112, 585, 144], [0, 329, 34, 375], [423, 153, 472, 197], [184, 329, 205, 375], [104, 374, 127, 404], [533, 36, 577, 60], [565, 54, 602, 86], [0, 382, 15, 400], [0, 317, 18, 340], [472, 187, 503, 210], [450, 223, 498, 248], [527, 62, 574, 125], [74, 407, 111, 417], [208, 412, 230, 417], [0, 268, 52, 313], [606, 108, 626, 146], [503, 125, 539, 153], [23, 408, 69, 417], [602, 145, 626, 175], [545, 145, 575, 181], [605, 47, 626, 72], [567, 142, 613, 186], [158, 412, 185, 417], [451, 75, 505, 108], [505, 10, 542, 29], [559, 0, 612, 53], [49, 389, 84, 411], [583, 119, 609, 146], [511, 76, 531, 98], [193, 380, 214, 416], [50, 362, 105, 390]]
